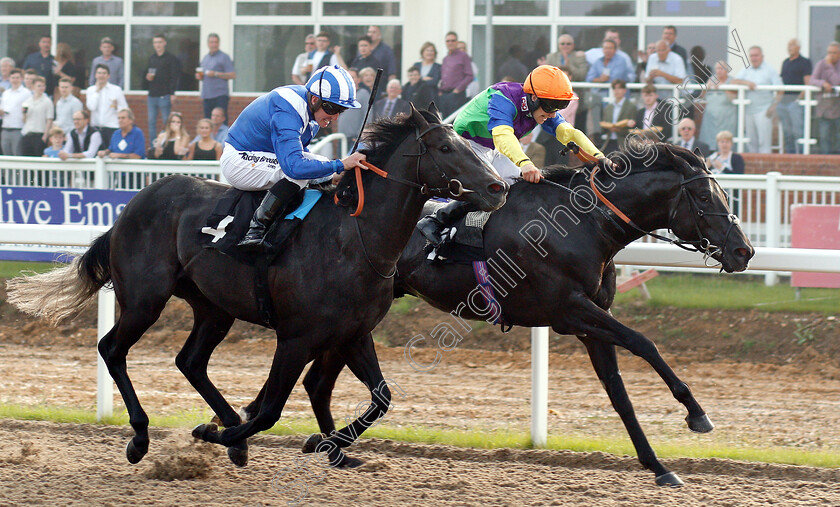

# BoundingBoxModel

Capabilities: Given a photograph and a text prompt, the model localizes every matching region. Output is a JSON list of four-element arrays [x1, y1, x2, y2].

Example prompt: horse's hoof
[[238, 407, 252, 423], [686, 414, 715, 433], [302, 433, 325, 454], [227, 442, 248, 467], [191, 423, 218, 441], [655, 471, 684, 487], [210, 415, 222, 426], [125, 438, 149, 464], [336, 455, 364, 469]]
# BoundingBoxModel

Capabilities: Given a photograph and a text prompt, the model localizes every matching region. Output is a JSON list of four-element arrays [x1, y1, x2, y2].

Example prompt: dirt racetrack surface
[[0, 294, 839, 505]]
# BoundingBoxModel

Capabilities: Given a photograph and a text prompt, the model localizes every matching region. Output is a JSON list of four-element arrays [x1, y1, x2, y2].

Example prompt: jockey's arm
[[553, 122, 605, 159], [271, 117, 344, 180], [491, 125, 533, 169]]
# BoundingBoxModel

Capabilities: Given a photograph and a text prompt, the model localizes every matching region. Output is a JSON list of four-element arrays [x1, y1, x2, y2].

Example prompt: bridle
[[559, 144, 740, 265], [341, 120, 481, 278]]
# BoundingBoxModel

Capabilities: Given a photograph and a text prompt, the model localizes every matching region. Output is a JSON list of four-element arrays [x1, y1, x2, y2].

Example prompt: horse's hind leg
[[566, 294, 712, 433], [578, 337, 683, 487], [305, 333, 391, 469], [98, 299, 169, 464]]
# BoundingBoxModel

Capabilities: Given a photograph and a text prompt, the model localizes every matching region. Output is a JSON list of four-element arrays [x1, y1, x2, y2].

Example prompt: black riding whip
[[351, 67, 384, 153]]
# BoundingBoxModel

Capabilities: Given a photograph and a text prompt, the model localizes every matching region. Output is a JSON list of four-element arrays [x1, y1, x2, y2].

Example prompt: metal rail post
[[531, 327, 549, 447], [96, 288, 115, 420], [764, 171, 781, 286]]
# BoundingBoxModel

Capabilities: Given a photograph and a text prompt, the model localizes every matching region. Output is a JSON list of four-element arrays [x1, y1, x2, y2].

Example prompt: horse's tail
[[6, 229, 113, 326]]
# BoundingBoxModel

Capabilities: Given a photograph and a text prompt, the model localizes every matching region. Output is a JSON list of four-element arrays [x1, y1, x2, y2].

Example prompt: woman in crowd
[[151, 111, 190, 160], [706, 129, 744, 216], [414, 42, 441, 91], [698, 61, 737, 149], [186, 118, 222, 160], [53, 42, 79, 89]]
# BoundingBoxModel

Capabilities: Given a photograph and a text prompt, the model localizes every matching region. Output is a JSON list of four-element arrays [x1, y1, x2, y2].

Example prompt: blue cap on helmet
[[306, 65, 362, 109]]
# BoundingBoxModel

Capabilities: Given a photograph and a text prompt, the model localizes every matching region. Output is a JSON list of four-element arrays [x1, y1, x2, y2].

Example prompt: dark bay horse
[[244, 143, 754, 485], [6, 105, 507, 467]]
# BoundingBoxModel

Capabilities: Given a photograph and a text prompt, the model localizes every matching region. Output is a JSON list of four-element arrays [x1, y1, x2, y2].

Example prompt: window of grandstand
[[59, 2, 123, 16], [234, 25, 314, 93], [132, 1, 198, 16], [561, 1, 636, 16], [1, 25, 50, 67], [648, 0, 726, 17], [474, 0, 549, 16], [236, 1, 311, 15], [57, 25, 126, 86], [0, 1, 48, 15], [323, 1, 400, 16]]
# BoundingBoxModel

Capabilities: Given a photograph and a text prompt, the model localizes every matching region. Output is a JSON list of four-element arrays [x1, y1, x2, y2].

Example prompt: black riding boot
[[238, 179, 302, 251], [416, 200, 479, 247]]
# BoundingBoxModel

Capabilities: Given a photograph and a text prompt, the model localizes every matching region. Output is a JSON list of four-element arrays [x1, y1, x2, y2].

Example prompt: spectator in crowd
[[337, 67, 368, 148], [210, 107, 230, 144], [358, 66, 377, 94], [53, 77, 82, 133], [145, 33, 181, 147], [524, 36, 550, 69], [675, 117, 710, 154], [366, 26, 397, 80], [196, 33, 236, 122], [706, 130, 744, 215], [810, 41, 840, 155], [636, 42, 656, 83], [634, 84, 672, 140], [42, 126, 64, 158], [585, 28, 636, 81], [0, 68, 31, 155], [731, 45, 782, 153], [586, 39, 633, 137], [662, 26, 688, 67], [22, 35, 55, 96], [186, 118, 222, 161], [687, 46, 712, 99], [497, 45, 529, 83], [58, 109, 102, 160], [89, 37, 124, 88], [646, 40, 687, 88], [372, 79, 410, 121], [402, 66, 436, 108], [98, 108, 145, 159], [776, 39, 811, 154], [86, 63, 127, 147], [291, 34, 316, 85], [150, 111, 189, 160], [600, 79, 636, 154], [0, 57, 13, 91], [437, 32, 474, 118], [350, 36, 382, 73], [458, 41, 482, 98], [52, 42, 79, 89], [698, 61, 737, 149], [519, 131, 545, 168], [308, 32, 347, 75], [414, 42, 442, 91], [20, 75, 53, 156], [24, 69, 39, 92], [545, 34, 589, 82], [706, 130, 744, 174]]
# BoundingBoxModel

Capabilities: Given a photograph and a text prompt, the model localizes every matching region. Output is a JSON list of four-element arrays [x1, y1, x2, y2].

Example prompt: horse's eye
[[440, 145, 451, 153], [700, 194, 711, 203]]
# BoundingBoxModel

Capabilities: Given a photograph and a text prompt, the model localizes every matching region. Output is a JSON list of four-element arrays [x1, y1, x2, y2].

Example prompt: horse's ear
[[427, 102, 442, 121], [410, 103, 429, 129]]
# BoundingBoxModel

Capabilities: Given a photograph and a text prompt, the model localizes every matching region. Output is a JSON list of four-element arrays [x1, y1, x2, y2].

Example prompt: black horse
[[242, 143, 754, 486], [6, 105, 507, 467]]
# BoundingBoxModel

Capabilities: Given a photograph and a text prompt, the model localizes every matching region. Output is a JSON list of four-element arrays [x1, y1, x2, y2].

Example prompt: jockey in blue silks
[[221, 65, 367, 249]]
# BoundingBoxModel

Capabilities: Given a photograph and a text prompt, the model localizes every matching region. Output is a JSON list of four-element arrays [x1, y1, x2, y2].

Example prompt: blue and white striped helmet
[[306, 65, 362, 109]]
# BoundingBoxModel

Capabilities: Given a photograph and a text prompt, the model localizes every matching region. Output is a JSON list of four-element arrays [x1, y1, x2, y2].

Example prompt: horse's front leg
[[304, 333, 390, 469], [565, 294, 713, 434], [577, 336, 683, 487], [193, 335, 309, 466]]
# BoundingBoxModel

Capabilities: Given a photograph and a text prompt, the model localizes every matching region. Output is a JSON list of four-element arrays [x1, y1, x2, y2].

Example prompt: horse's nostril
[[488, 183, 504, 194], [736, 247, 750, 257]]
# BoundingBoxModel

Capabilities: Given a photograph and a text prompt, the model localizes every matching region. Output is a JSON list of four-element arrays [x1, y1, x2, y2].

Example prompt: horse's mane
[[541, 139, 709, 186], [332, 109, 439, 206]]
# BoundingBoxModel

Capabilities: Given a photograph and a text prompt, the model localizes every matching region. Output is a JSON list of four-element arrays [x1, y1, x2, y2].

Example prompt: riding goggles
[[321, 101, 348, 115], [536, 97, 569, 113]]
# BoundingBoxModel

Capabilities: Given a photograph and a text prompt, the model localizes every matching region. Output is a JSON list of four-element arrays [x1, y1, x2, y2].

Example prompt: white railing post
[[734, 87, 748, 153], [94, 156, 107, 189], [764, 171, 781, 286], [801, 88, 817, 155], [96, 288, 115, 420], [531, 327, 549, 448]]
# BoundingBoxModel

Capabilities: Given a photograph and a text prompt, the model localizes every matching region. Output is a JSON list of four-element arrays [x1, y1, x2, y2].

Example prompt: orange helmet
[[523, 65, 578, 101]]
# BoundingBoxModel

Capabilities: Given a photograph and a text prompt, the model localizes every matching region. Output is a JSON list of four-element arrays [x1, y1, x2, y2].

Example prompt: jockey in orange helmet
[[418, 65, 613, 247]]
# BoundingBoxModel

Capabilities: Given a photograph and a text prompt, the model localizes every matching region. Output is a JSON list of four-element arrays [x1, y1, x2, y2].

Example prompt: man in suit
[[663, 26, 688, 69], [676, 117, 710, 155], [373, 79, 411, 121], [402, 66, 436, 108], [634, 84, 673, 140], [600, 79, 637, 154]]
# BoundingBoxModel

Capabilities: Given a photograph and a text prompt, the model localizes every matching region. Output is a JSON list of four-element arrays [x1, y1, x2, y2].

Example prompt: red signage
[[791, 205, 840, 288]]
